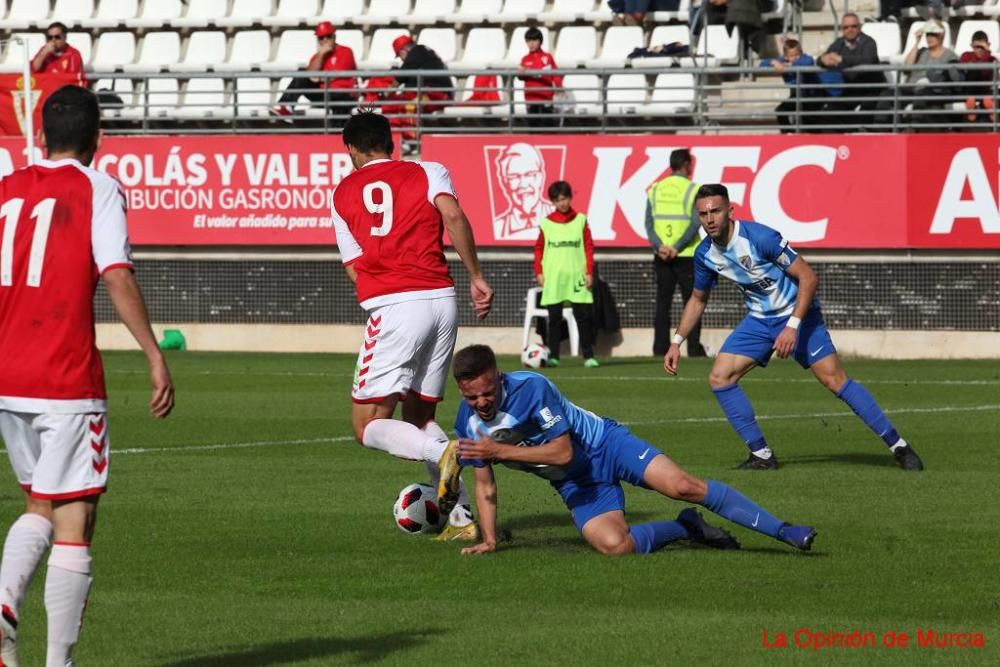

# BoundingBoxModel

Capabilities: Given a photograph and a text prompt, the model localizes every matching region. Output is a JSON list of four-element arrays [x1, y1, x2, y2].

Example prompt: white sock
[[44, 544, 92, 667], [753, 447, 773, 460], [890, 438, 909, 452], [362, 419, 447, 462], [0, 513, 53, 619], [420, 422, 472, 526]]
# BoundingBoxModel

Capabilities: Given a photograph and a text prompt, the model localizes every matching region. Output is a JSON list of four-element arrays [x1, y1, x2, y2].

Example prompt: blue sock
[[836, 378, 900, 447], [712, 383, 768, 452], [629, 521, 689, 554], [702, 480, 784, 539]]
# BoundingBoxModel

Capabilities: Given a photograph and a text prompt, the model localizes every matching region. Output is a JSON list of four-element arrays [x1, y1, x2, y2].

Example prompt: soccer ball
[[521, 343, 550, 369], [392, 483, 443, 534]]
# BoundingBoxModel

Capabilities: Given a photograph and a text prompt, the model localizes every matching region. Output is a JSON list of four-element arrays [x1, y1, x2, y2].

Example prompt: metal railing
[[87, 63, 1000, 139]]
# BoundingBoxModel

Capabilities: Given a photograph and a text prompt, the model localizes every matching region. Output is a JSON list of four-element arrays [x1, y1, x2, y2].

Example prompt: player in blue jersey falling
[[664, 184, 923, 471], [449, 344, 817, 556]]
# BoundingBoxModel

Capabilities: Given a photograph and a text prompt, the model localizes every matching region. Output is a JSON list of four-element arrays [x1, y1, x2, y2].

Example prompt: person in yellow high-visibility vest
[[646, 149, 707, 358], [533, 181, 598, 367]]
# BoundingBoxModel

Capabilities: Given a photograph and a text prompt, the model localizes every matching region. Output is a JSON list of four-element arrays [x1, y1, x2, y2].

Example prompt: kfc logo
[[485, 143, 566, 240]]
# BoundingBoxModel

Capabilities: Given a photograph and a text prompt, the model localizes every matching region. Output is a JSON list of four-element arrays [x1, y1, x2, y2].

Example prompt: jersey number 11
[[0, 197, 57, 288]]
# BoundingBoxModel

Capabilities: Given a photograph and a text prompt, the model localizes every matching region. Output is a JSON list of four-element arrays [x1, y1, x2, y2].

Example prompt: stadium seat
[[522, 287, 579, 358], [410, 0, 457, 24], [501, 26, 550, 67], [4, 0, 49, 30], [561, 73, 602, 115], [261, 29, 314, 71], [606, 73, 648, 114], [365, 28, 409, 68], [124, 31, 181, 74], [262, 0, 318, 28], [91, 31, 136, 71], [215, 30, 271, 71], [650, 0, 690, 22], [0, 32, 43, 73], [178, 78, 231, 119], [94, 77, 135, 118], [954, 20, 1000, 53], [51, 0, 94, 29], [583, 1, 615, 23], [336, 29, 365, 62], [135, 78, 181, 118], [234, 76, 274, 117], [631, 24, 691, 68], [453, 27, 506, 69], [861, 22, 902, 62], [645, 72, 696, 115], [455, 0, 502, 23], [442, 74, 507, 117], [553, 26, 598, 68], [172, 0, 229, 29], [216, 0, 275, 28], [356, 0, 412, 26], [488, 0, 546, 23], [541, 0, 597, 23], [87, 0, 138, 28], [67, 31, 92, 66], [318, 0, 364, 25], [126, 0, 184, 28], [418, 28, 457, 63], [170, 30, 227, 72], [696, 24, 740, 65], [588, 25, 644, 68]]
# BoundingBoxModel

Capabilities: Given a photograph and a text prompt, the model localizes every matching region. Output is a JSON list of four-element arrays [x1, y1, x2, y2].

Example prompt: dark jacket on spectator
[[823, 33, 886, 86], [397, 44, 454, 93]]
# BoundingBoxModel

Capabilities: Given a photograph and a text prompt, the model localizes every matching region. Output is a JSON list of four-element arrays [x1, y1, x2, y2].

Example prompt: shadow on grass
[[502, 510, 660, 533], [779, 452, 897, 469], [162, 629, 445, 666]]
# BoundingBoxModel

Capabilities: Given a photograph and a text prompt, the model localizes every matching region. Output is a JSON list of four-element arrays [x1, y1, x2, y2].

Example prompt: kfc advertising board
[[0, 134, 996, 247]]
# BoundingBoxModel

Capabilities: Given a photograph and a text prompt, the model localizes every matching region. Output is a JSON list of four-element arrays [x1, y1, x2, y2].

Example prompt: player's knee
[[707, 370, 734, 389], [590, 531, 632, 556], [352, 422, 368, 445], [672, 475, 707, 502]]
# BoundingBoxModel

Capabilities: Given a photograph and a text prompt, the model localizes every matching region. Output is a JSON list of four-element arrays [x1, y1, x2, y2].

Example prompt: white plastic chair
[[172, 0, 229, 28], [127, 0, 184, 28], [5, 0, 50, 30], [455, 0, 502, 23], [235, 76, 274, 116], [91, 31, 137, 71], [606, 73, 647, 114], [650, 0, 690, 22], [216, 0, 275, 28], [489, 0, 545, 23], [454, 27, 506, 69], [553, 26, 597, 68], [137, 78, 181, 118], [861, 22, 902, 62], [262, 29, 315, 71], [52, 0, 94, 28], [541, 0, 595, 23], [336, 30, 365, 62], [87, 0, 139, 28], [215, 30, 271, 71], [66, 32, 92, 66], [442, 74, 506, 117], [356, 0, 412, 26], [94, 78, 135, 118], [171, 31, 227, 72], [503, 26, 550, 67], [631, 25, 692, 68], [588, 25, 644, 68], [696, 24, 740, 65], [262, 0, 318, 27], [365, 28, 409, 68], [562, 73, 601, 115], [178, 78, 231, 118], [522, 287, 580, 358], [411, 0, 456, 24], [124, 32, 181, 74], [319, 0, 364, 23], [418, 28, 457, 64], [954, 19, 1000, 53], [645, 73, 696, 115], [0, 33, 44, 73]]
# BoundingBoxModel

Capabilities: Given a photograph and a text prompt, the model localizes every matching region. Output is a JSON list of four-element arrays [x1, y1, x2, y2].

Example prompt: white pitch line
[[113, 435, 355, 455]]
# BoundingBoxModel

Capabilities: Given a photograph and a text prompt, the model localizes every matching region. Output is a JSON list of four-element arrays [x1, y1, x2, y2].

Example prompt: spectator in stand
[[818, 13, 885, 129], [534, 181, 599, 368], [32, 22, 87, 87], [270, 22, 357, 122], [959, 30, 996, 123], [763, 39, 844, 131], [610, 0, 682, 25], [519, 27, 563, 128], [876, 20, 962, 126]]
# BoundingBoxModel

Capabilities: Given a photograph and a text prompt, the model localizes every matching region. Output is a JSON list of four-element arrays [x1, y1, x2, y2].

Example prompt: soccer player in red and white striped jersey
[[0, 85, 174, 666], [332, 112, 493, 538]]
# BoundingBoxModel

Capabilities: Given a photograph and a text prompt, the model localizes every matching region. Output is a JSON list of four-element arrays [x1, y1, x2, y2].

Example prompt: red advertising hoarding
[[0, 134, 996, 248]]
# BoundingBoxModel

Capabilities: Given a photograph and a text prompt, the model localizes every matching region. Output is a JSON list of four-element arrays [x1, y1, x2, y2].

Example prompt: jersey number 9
[[363, 181, 394, 237]]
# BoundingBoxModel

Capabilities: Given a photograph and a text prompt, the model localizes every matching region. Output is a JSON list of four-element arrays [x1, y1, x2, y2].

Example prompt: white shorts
[[352, 295, 458, 404], [0, 411, 110, 500]]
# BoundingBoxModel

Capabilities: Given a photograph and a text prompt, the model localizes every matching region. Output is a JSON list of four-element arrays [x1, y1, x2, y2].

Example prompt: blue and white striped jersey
[[693, 220, 806, 318]]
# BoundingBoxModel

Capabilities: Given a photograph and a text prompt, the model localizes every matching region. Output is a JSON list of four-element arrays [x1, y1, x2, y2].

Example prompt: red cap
[[392, 35, 415, 55], [315, 21, 335, 37]]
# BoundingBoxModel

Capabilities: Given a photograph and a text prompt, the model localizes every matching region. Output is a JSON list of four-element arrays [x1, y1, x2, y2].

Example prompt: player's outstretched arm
[[103, 268, 175, 418], [436, 194, 494, 320], [665, 289, 710, 376], [462, 465, 498, 555], [459, 432, 574, 467], [774, 257, 818, 359]]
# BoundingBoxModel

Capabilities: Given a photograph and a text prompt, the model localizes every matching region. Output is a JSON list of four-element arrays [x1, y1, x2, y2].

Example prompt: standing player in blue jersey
[[450, 344, 817, 556], [664, 184, 923, 471]]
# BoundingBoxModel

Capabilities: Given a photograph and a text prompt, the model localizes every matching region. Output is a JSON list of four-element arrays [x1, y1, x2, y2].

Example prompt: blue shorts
[[553, 421, 662, 531], [720, 308, 836, 369]]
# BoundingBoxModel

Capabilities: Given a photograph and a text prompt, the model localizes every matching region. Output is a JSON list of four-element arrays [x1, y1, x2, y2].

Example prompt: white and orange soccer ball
[[521, 343, 550, 369], [393, 483, 443, 534]]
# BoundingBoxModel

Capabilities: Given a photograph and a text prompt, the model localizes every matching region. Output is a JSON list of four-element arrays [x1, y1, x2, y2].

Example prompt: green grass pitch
[[1, 351, 998, 665]]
